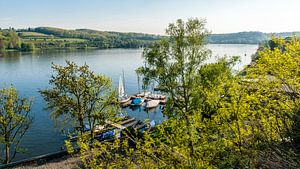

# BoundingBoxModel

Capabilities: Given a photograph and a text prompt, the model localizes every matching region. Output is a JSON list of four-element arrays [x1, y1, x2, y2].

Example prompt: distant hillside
[[1, 26, 300, 52], [26, 27, 162, 48], [207, 31, 300, 44], [0, 27, 164, 51]]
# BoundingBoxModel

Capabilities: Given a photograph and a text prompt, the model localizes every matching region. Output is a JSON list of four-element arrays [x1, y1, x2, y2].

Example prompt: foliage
[[40, 61, 117, 138], [71, 19, 300, 168], [0, 27, 162, 51], [25, 27, 162, 49], [0, 30, 21, 51], [0, 86, 33, 164], [20, 42, 35, 51], [1, 27, 299, 51]]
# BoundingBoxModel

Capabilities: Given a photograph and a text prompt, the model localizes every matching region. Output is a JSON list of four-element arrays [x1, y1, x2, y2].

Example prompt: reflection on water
[[0, 44, 258, 161]]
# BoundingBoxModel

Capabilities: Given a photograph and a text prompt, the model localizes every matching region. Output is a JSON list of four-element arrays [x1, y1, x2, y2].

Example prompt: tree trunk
[[79, 117, 84, 136], [90, 125, 94, 144], [5, 141, 10, 164]]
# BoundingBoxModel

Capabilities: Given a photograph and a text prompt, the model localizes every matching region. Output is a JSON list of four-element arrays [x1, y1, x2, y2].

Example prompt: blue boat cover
[[132, 98, 142, 105], [97, 130, 115, 141]]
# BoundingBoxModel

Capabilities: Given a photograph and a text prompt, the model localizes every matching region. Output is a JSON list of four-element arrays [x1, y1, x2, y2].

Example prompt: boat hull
[[145, 100, 160, 109], [119, 97, 131, 104]]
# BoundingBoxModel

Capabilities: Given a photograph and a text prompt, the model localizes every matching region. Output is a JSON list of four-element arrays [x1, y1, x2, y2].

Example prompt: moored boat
[[118, 75, 131, 105], [136, 91, 151, 97], [149, 93, 166, 100], [145, 99, 160, 109], [68, 116, 149, 142], [131, 97, 144, 106]]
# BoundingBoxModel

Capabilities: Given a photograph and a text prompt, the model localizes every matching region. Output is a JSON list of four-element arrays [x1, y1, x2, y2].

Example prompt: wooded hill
[[208, 31, 300, 44], [19, 27, 162, 49], [1, 27, 299, 51]]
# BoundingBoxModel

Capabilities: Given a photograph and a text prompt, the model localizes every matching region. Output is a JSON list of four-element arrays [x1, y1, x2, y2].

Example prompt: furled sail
[[118, 76, 125, 98]]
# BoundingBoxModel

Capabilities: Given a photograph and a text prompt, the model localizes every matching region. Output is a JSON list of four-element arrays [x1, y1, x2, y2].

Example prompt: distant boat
[[149, 93, 166, 100], [118, 75, 131, 105], [136, 91, 151, 97], [145, 100, 160, 109], [131, 97, 144, 106]]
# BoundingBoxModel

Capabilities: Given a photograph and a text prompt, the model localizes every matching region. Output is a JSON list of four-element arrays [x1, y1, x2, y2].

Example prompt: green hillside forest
[[0, 27, 299, 51], [0, 27, 162, 51], [208, 31, 300, 44]]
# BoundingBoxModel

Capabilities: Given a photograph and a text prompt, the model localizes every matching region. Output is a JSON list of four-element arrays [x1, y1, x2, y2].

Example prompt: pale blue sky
[[0, 0, 299, 34]]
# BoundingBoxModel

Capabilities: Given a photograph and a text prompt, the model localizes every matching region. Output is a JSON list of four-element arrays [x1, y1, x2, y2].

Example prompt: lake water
[[0, 44, 258, 161]]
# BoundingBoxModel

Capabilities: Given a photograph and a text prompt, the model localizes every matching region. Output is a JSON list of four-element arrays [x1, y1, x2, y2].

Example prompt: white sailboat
[[118, 74, 131, 105]]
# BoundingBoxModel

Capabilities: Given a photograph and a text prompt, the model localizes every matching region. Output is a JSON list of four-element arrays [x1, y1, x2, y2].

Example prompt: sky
[[0, 0, 299, 35]]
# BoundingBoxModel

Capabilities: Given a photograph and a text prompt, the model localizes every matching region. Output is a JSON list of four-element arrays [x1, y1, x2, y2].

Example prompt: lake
[[0, 44, 258, 161]]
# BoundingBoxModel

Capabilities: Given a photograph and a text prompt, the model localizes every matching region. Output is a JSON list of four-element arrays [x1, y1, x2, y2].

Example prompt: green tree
[[242, 37, 300, 167], [0, 39, 5, 51], [40, 61, 117, 139], [0, 87, 33, 164], [7, 31, 21, 49], [21, 42, 35, 51], [138, 18, 212, 166]]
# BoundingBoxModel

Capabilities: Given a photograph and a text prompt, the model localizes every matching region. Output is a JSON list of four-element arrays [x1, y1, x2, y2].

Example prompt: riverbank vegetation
[[68, 18, 300, 168], [0, 27, 162, 52]]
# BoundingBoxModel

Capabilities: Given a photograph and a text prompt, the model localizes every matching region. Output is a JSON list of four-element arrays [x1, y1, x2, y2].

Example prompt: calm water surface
[[0, 44, 258, 161]]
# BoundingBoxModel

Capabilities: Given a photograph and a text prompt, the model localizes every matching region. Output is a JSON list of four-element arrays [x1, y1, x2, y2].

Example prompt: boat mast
[[122, 69, 126, 94], [118, 76, 124, 98]]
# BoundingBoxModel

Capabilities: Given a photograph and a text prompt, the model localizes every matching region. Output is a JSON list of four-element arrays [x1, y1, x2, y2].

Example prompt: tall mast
[[118, 76, 123, 98], [122, 69, 125, 93]]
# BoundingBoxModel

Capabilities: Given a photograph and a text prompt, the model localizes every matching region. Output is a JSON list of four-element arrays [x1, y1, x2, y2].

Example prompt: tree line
[[207, 31, 300, 44]]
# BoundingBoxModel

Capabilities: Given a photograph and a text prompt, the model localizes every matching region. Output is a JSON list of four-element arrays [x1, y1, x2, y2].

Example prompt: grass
[[22, 37, 88, 43], [19, 32, 51, 38], [20, 32, 88, 43], [51, 38, 87, 42]]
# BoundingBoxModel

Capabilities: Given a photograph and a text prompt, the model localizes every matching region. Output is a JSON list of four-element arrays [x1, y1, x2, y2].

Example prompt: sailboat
[[118, 74, 131, 106]]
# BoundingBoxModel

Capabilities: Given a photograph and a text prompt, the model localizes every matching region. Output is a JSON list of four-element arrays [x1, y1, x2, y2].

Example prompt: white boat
[[137, 91, 151, 97], [149, 93, 166, 100], [145, 100, 160, 109], [118, 75, 131, 104]]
